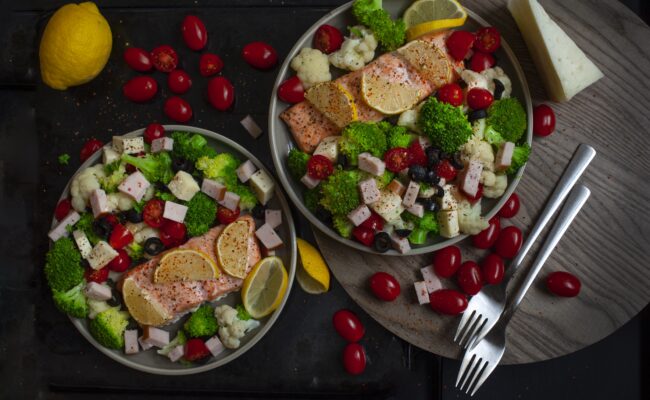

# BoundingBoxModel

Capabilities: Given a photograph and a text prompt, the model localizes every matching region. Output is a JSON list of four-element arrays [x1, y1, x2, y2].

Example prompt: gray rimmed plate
[[268, 0, 532, 255], [50, 125, 297, 375]]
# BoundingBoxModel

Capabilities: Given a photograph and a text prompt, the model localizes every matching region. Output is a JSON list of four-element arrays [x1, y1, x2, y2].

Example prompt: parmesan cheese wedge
[[508, 0, 604, 102]]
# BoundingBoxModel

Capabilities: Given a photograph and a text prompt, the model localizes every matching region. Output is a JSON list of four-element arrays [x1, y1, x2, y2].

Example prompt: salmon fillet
[[280, 102, 340, 153]]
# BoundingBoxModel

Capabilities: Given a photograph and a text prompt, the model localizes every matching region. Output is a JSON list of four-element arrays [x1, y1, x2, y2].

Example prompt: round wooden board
[[315, 0, 650, 365]]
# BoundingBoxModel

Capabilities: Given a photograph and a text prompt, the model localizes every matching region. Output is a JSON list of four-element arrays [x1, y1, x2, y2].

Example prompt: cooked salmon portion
[[280, 101, 340, 153]]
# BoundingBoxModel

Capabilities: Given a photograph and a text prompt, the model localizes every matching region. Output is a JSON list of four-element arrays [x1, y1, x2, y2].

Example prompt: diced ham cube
[[167, 345, 185, 362], [265, 209, 282, 229], [48, 211, 80, 242], [151, 137, 174, 153], [390, 233, 411, 254], [402, 181, 420, 208], [414, 281, 430, 305], [205, 336, 225, 357], [386, 179, 406, 196], [359, 178, 381, 204], [84, 282, 112, 301], [236, 160, 258, 183], [347, 204, 371, 226], [495, 142, 515, 171], [90, 188, 110, 217], [261, 247, 276, 257], [138, 336, 154, 351], [300, 173, 320, 189], [460, 160, 483, 198], [406, 203, 424, 218], [72, 229, 93, 258], [163, 201, 188, 223], [87, 241, 119, 270], [241, 115, 263, 138], [142, 326, 170, 348], [118, 171, 151, 202], [124, 329, 139, 355], [255, 223, 284, 250], [420, 265, 443, 293], [218, 191, 240, 211], [418, 136, 432, 149], [201, 179, 226, 201], [358, 152, 385, 176]]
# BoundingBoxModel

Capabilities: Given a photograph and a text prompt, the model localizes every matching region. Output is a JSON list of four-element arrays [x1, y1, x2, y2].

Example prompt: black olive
[[92, 217, 112, 239], [422, 198, 439, 212], [337, 153, 349, 169], [125, 318, 139, 331], [144, 237, 165, 255], [426, 147, 440, 167], [252, 204, 266, 220], [373, 232, 391, 253], [394, 229, 412, 238], [432, 185, 445, 198], [439, 151, 450, 160], [451, 153, 465, 170], [172, 157, 193, 174], [424, 170, 440, 185], [123, 208, 143, 223], [408, 165, 427, 182], [315, 206, 332, 223], [493, 79, 505, 100], [468, 109, 488, 122], [108, 291, 124, 308]]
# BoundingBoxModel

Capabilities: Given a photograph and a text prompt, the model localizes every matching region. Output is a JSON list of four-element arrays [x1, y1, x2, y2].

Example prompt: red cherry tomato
[[307, 155, 334, 180], [437, 83, 464, 106], [469, 52, 496, 72], [85, 267, 109, 283], [546, 271, 581, 297], [332, 309, 365, 342], [80, 138, 103, 162], [104, 214, 120, 227], [242, 41, 278, 70], [164, 96, 193, 122], [217, 206, 240, 225], [369, 272, 401, 301], [498, 193, 520, 218], [109, 224, 134, 249], [159, 230, 179, 248], [360, 212, 384, 231], [184, 338, 210, 361], [181, 15, 208, 51], [54, 198, 72, 220], [467, 88, 494, 110], [472, 216, 501, 249], [457, 261, 483, 295], [162, 219, 187, 241], [481, 253, 505, 285], [463, 184, 483, 204], [143, 123, 165, 144], [408, 140, 428, 167], [199, 53, 224, 77], [429, 289, 468, 315], [108, 249, 131, 272], [352, 226, 374, 247], [474, 27, 501, 53], [435, 159, 457, 181], [384, 147, 410, 173], [150, 45, 178, 72], [143, 199, 165, 228], [432, 245, 462, 278], [207, 77, 235, 111], [123, 47, 153, 72], [446, 30, 475, 61], [342, 343, 366, 375], [533, 104, 556, 137], [167, 69, 192, 94], [123, 76, 158, 102], [495, 225, 523, 259], [313, 24, 344, 54], [277, 76, 305, 104]]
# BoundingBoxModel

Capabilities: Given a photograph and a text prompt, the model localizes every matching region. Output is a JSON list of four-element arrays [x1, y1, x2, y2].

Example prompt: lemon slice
[[241, 256, 288, 319], [404, 0, 468, 41], [216, 220, 251, 279], [305, 81, 358, 129], [295, 238, 330, 294], [361, 70, 421, 115], [154, 249, 218, 283], [122, 277, 172, 326], [398, 40, 452, 88]]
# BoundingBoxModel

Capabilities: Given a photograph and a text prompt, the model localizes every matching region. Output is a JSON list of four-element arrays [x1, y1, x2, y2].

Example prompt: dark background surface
[[0, 1, 647, 399]]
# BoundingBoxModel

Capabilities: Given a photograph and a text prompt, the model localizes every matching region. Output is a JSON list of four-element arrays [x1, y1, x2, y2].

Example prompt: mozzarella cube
[[255, 223, 284, 250], [48, 211, 81, 242], [402, 181, 420, 208], [205, 336, 225, 357], [218, 191, 240, 211], [90, 188, 110, 217], [313, 136, 340, 162], [437, 184, 460, 211], [359, 178, 381, 204], [438, 210, 460, 238], [201, 178, 226, 201], [249, 170, 275, 205], [420, 265, 443, 293], [124, 330, 139, 355], [163, 201, 188, 223], [167, 171, 200, 201], [265, 209, 282, 229], [84, 282, 112, 301], [406, 203, 424, 218], [118, 171, 151, 202], [414, 281, 430, 305], [112, 136, 145, 154], [102, 147, 120, 165], [72, 229, 93, 258], [236, 160, 258, 183], [370, 190, 404, 224], [87, 240, 119, 270], [301, 173, 320, 189], [347, 204, 371, 227], [390, 233, 411, 254], [358, 153, 385, 176], [151, 137, 174, 153]]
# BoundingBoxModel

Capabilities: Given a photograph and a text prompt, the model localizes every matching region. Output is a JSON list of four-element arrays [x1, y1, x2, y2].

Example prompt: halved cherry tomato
[[498, 193, 520, 218], [80, 138, 103, 162], [369, 272, 401, 301], [352, 226, 374, 247], [360, 212, 384, 231], [437, 83, 464, 106], [546, 271, 581, 297], [384, 147, 410, 172], [481, 253, 505, 285], [143, 123, 165, 144], [162, 219, 187, 241], [495, 225, 523, 259], [469, 52, 495, 72], [446, 30, 475, 61], [432, 245, 462, 278], [332, 309, 365, 342], [464, 184, 483, 204], [103, 214, 120, 227], [278, 76, 305, 104], [217, 206, 240, 225], [185, 338, 210, 361], [167, 70, 192, 94], [108, 249, 131, 272], [429, 289, 468, 315], [159, 230, 180, 247], [533, 104, 556, 137], [54, 198, 72, 220], [467, 88, 494, 110], [314, 24, 344, 54], [123, 47, 153, 72], [181, 15, 208, 51], [85, 267, 109, 283], [123, 76, 158, 102], [242, 41, 278, 69], [307, 155, 334, 180], [472, 216, 500, 249], [342, 343, 366, 375], [109, 224, 134, 249], [207, 77, 235, 111], [457, 261, 483, 295], [164, 96, 193, 122], [150, 45, 178, 72], [474, 27, 501, 53], [408, 140, 427, 167], [435, 159, 457, 181], [143, 199, 165, 228], [199, 53, 224, 77]]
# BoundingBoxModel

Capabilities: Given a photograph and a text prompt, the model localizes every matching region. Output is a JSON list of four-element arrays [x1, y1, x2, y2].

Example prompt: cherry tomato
[[185, 338, 210, 361], [474, 27, 501, 53], [437, 83, 464, 106], [85, 267, 109, 283], [103, 214, 120, 227], [429, 289, 468, 315], [481, 253, 505, 285], [151, 45, 178, 72], [472, 216, 501, 249], [167, 69, 192, 94], [123, 47, 153, 72], [435, 159, 457, 181], [469, 52, 495, 72], [463, 184, 483, 204], [199, 53, 224, 77], [108, 249, 131, 272], [143, 199, 165, 228], [546, 271, 581, 297], [207, 77, 235, 111], [109, 224, 134, 249], [313, 24, 344, 54], [143, 123, 165, 144], [123, 76, 158, 102], [457, 261, 483, 295], [352, 226, 374, 247], [498, 193, 520, 218], [307, 155, 334, 180], [408, 140, 427, 167], [432, 245, 461, 278], [332, 309, 365, 342], [495, 225, 523, 259], [159, 229, 180, 248], [277, 76, 305, 104], [80, 138, 103, 162], [342, 343, 366, 375], [217, 206, 240, 225], [384, 147, 410, 173], [533, 104, 556, 137], [446, 30, 476, 61], [360, 212, 384, 231], [181, 15, 208, 51], [242, 41, 278, 70], [164, 96, 193, 123], [162, 219, 187, 241], [467, 88, 494, 110], [369, 272, 401, 301], [54, 198, 72, 220]]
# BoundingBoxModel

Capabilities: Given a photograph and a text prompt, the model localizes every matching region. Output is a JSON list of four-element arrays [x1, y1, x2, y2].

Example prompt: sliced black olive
[[144, 237, 165, 255], [315, 206, 332, 224], [468, 109, 488, 122], [422, 198, 439, 212], [493, 79, 505, 100], [424, 170, 440, 185], [337, 153, 349, 169], [123, 208, 143, 223], [92, 217, 112, 239], [426, 147, 440, 167], [172, 157, 193, 174], [373, 232, 391, 253], [432, 185, 445, 198], [252, 204, 266, 220], [394, 229, 412, 238], [408, 165, 427, 182], [108, 291, 124, 308], [451, 153, 465, 170], [125, 318, 139, 330]]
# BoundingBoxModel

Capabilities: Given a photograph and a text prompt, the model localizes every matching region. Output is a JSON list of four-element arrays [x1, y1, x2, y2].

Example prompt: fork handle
[[502, 185, 591, 322]]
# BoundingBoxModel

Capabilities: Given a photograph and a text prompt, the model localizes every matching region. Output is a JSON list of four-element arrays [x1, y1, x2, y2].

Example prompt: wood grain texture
[[315, 0, 650, 364]]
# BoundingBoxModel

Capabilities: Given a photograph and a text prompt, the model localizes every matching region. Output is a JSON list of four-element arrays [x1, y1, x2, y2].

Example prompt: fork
[[454, 144, 596, 349], [456, 185, 591, 396]]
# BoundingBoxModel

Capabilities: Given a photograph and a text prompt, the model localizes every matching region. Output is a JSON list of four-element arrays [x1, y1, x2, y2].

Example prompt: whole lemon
[[39, 2, 112, 90]]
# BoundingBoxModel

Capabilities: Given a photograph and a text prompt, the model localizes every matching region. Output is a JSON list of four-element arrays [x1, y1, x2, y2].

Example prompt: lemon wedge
[[295, 238, 330, 294], [122, 277, 172, 326], [404, 0, 468, 41], [305, 81, 358, 128], [154, 249, 218, 284], [397, 40, 452, 88], [361, 70, 421, 115], [216, 220, 251, 279], [241, 256, 288, 319]]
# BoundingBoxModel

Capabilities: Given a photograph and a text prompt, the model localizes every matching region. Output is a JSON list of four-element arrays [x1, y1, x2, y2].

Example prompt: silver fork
[[454, 144, 596, 348], [456, 185, 591, 396]]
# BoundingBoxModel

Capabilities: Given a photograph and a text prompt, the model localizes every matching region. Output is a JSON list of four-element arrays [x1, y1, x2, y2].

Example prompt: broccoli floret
[[155, 190, 178, 202], [320, 170, 361, 215], [375, 170, 394, 189], [195, 153, 240, 187], [340, 122, 388, 165], [333, 214, 354, 238], [352, 0, 406, 51], [52, 282, 88, 318], [74, 213, 101, 245], [158, 330, 187, 356], [121, 152, 174, 184], [230, 184, 258, 211], [184, 192, 217, 237], [44, 237, 84, 292], [486, 98, 527, 143], [184, 304, 218, 338], [100, 163, 127, 193], [419, 97, 473, 154], [125, 242, 144, 261], [506, 144, 531, 175], [236, 304, 252, 321], [402, 211, 439, 245], [287, 148, 310, 180], [484, 126, 505, 146], [304, 187, 322, 212], [171, 132, 217, 163], [386, 125, 413, 148], [88, 307, 130, 349], [58, 153, 70, 165]]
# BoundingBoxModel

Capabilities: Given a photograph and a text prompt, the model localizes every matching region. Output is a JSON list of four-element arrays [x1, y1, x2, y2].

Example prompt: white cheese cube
[[118, 171, 151, 202], [265, 209, 282, 229], [249, 170, 275, 205], [84, 282, 112, 301], [300, 173, 320, 189], [48, 211, 80, 242], [358, 152, 385, 176], [124, 330, 139, 355], [236, 160, 258, 183], [167, 171, 200, 201], [151, 137, 174, 153], [359, 178, 381, 204], [420, 265, 443, 293], [205, 336, 225, 357], [438, 210, 460, 238], [90, 188, 110, 217], [102, 147, 120, 164], [414, 281, 430, 305], [87, 240, 119, 270], [201, 178, 226, 201], [72, 229, 93, 258], [390, 233, 411, 254], [347, 205, 371, 227], [218, 191, 240, 211], [437, 184, 460, 211], [163, 201, 188, 223], [402, 181, 420, 208], [112, 136, 145, 154], [313, 136, 340, 162], [370, 190, 404, 224], [255, 223, 284, 250]]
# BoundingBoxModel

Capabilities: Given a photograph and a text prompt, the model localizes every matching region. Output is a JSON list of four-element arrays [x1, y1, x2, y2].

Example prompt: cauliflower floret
[[328, 26, 378, 71], [106, 192, 135, 212], [125, 222, 159, 244], [397, 102, 425, 134], [458, 200, 489, 235], [70, 164, 107, 212], [483, 174, 508, 198], [482, 67, 512, 99], [290, 48, 331, 89], [480, 170, 496, 187], [461, 69, 490, 91], [460, 137, 495, 171], [214, 305, 260, 349]]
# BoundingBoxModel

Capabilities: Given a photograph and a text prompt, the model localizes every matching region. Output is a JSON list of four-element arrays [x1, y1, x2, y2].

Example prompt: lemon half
[[305, 82, 358, 129], [397, 40, 452, 88], [122, 278, 172, 326], [241, 257, 288, 319], [405, 0, 467, 41]]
